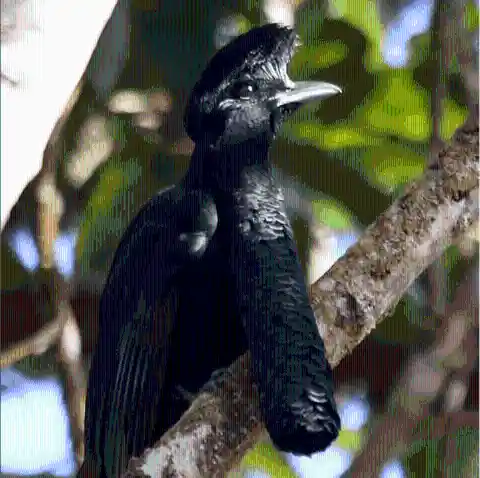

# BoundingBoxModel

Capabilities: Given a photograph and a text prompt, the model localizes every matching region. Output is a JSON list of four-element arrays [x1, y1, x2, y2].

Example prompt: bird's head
[[184, 23, 341, 149]]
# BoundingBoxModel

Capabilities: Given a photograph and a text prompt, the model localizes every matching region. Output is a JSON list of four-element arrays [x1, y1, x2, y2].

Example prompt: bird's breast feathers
[[232, 171, 293, 242]]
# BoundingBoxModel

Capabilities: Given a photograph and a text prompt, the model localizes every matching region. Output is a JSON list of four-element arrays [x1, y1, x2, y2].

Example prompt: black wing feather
[[84, 187, 217, 477]]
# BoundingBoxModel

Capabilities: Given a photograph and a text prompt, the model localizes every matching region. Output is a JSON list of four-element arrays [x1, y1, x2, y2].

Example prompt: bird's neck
[[183, 138, 291, 236], [184, 137, 275, 194]]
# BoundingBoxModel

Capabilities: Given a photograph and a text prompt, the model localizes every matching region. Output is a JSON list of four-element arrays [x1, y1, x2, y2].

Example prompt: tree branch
[[309, 123, 478, 367], [0, 300, 67, 367], [120, 122, 478, 477]]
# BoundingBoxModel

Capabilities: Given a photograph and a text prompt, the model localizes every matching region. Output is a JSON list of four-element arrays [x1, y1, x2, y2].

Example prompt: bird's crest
[[184, 23, 300, 142]]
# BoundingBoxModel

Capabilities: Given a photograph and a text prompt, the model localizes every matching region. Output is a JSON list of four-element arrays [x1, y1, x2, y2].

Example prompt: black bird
[[81, 23, 341, 477]]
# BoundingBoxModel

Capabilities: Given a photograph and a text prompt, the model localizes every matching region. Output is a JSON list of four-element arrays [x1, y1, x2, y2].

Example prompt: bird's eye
[[232, 81, 256, 99]]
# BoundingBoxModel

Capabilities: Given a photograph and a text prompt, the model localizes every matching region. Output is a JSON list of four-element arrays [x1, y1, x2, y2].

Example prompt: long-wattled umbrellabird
[[80, 23, 342, 477]]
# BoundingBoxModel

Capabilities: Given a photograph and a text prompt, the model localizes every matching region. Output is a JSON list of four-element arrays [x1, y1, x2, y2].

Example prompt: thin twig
[[57, 309, 88, 464], [0, 309, 67, 368], [33, 93, 87, 465]]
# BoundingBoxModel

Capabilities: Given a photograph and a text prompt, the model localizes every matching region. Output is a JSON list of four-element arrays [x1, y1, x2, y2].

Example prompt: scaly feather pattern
[[229, 164, 340, 454]]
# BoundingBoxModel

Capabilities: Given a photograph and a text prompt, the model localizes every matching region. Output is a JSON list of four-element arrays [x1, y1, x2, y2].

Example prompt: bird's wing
[[84, 186, 218, 476], [101, 287, 177, 477]]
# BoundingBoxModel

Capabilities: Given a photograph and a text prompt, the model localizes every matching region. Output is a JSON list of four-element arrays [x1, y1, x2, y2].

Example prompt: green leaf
[[330, 0, 384, 69], [405, 419, 479, 477], [408, 417, 437, 456], [357, 70, 468, 142], [361, 70, 431, 141], [445, 426, 478, 475], [77, 156, 144, 276], [465, 0, 480, 31], [295, 0, 327, 42], [362, 142, 425, 192], [241, 441, 297, 478], [335, 428, 365, 452], [440, 98, 469, 139], [289, 41, 348, 78], [404, 416, 442, 478], [312, 198, 354, 229], [283, 120, 382, 150], [408, 32, 431, 69]]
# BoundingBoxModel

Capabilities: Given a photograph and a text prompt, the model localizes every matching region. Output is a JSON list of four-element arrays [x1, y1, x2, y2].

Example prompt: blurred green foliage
[[240, 441, 298, 478], [77, 155, 144, 277], [407, 417, 478, 477], [2, 0, 477, 476], [312, 198, 353, 229]]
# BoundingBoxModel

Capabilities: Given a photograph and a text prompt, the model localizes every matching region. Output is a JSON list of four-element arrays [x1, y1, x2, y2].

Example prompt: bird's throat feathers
[[186, 139, 273, 191], [185, 144, 292, 241]]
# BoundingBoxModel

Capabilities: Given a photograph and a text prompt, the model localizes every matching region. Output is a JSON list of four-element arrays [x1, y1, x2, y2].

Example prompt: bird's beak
[[273, 81, 342, 107]]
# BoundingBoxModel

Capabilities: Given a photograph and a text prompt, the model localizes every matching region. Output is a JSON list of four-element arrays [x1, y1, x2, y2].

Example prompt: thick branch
[[123, 123, 478, 477], [310, 123, 479, 367]]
